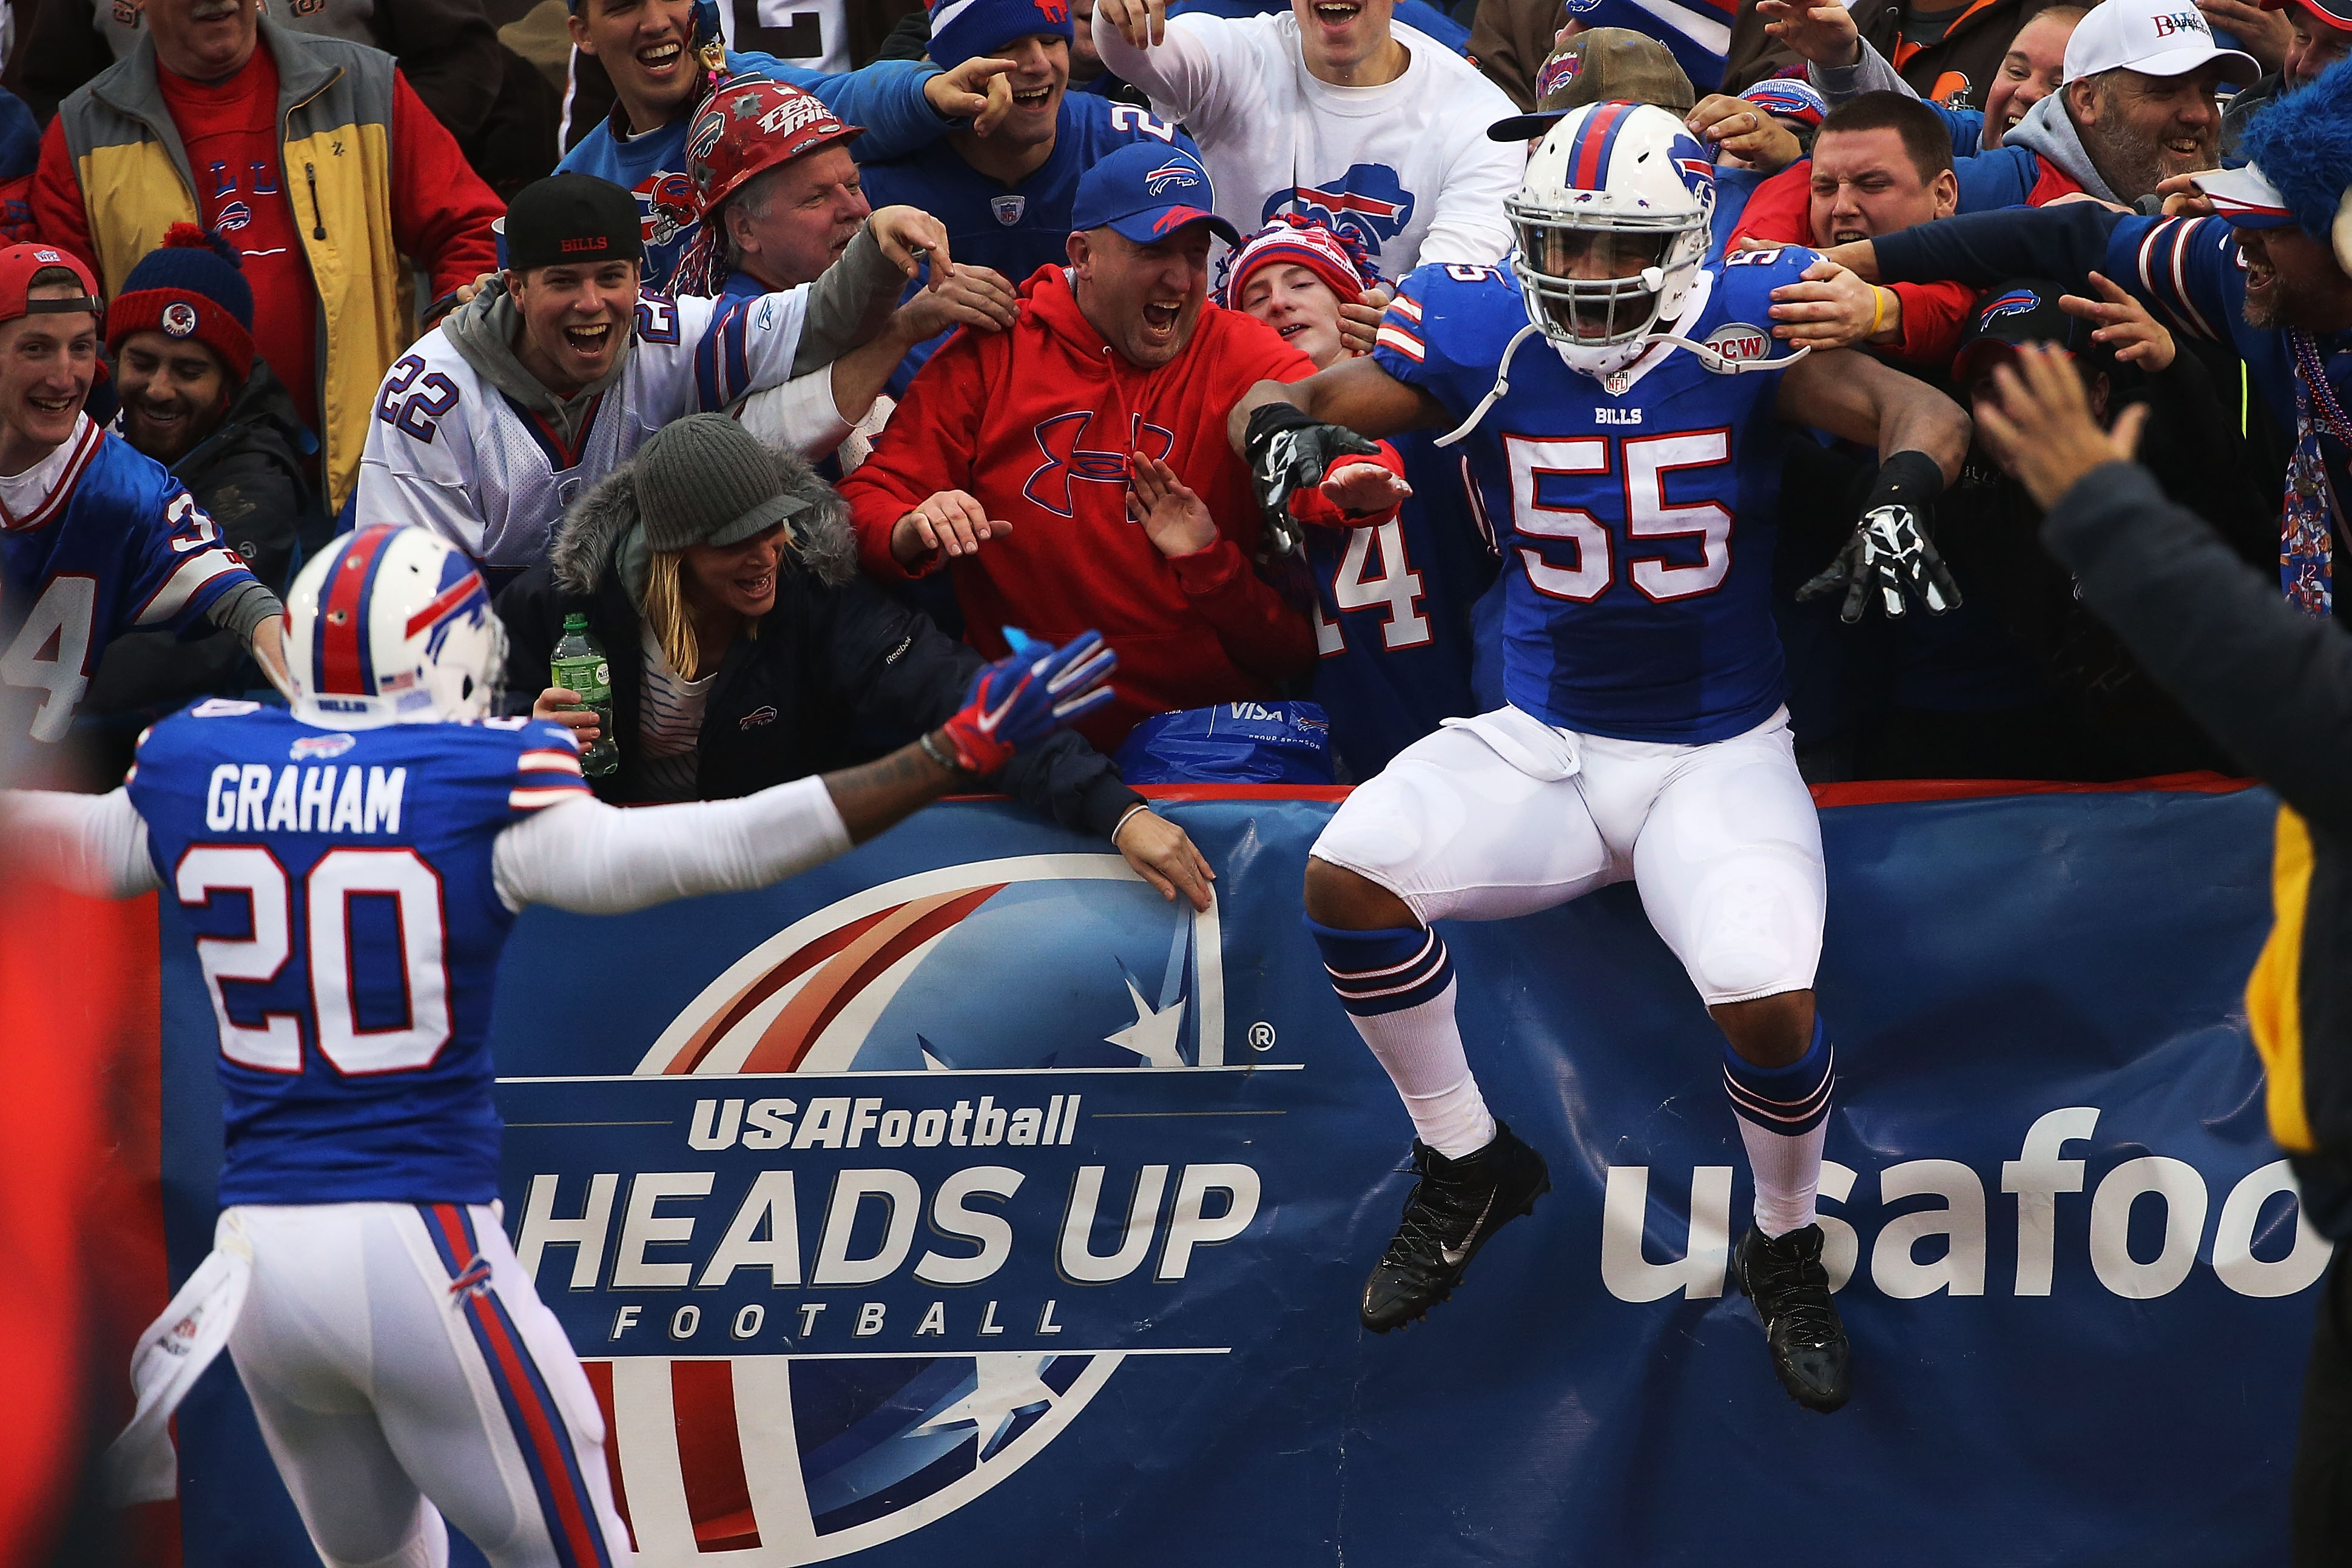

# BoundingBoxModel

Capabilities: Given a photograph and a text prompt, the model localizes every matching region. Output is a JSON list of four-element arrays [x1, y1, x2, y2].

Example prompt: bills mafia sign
[[496, 853, 1282, 1564]]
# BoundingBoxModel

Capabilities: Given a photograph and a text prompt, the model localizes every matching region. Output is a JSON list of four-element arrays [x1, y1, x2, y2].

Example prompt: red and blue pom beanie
[[106, 223, 255, 383]]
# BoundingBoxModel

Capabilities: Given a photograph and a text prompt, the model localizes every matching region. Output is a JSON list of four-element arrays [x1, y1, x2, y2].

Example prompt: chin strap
[[1434, 322, 1540, 448], [1433, 322, 1811, 449]]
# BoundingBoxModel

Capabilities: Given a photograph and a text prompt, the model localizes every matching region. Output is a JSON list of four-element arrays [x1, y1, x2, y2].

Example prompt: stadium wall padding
[[155, 781, 2322, 1567]]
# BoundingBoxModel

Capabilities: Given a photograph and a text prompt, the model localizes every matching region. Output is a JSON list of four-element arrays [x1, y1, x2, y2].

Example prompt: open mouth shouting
[[1010, 81, 1055, 112], [1141, 300, 1182, 339], [1310, 0, 1364, 26], [634, 35, 688, 86]]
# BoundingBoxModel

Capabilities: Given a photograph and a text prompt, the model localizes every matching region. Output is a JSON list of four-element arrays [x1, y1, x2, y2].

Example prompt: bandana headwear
[[927, 0, 1074, 72], [1216, 215, 1381, 311]]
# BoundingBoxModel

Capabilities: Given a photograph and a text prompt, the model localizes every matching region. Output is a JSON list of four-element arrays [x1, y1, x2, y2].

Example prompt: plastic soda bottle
[[550, 613, 619, 778]]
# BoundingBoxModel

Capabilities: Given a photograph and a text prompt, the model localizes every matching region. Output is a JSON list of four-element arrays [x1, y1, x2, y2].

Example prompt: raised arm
[[0, 789, 163, 900], [493, 633, 1120, 913], [1225, 357, 1448, 455]]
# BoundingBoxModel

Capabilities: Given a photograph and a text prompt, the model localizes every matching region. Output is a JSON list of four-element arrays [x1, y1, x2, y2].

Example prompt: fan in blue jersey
[[0, 242, 285, 769], [1219, 215, 1499, 776], [0, 522, 1117, 1566], [856, 0, 1207, 391], [558, 0, 1019, 289], [1229, 99, 1971, 1412]]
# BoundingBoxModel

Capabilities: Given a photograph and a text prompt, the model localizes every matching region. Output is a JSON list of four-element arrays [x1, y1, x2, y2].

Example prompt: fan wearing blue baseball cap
[[840, 141, 1410, 753]]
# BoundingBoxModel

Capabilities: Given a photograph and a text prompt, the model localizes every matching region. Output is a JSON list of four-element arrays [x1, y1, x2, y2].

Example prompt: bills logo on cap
[[1980, 288, 2040, 326], [1145, 161, 1202, 195], [993, 193, 1028, 226], [32, 249, 56, 263], [2150, 9, 2209, 35], [687, 112, 725, 165], [161, 301, 198, 338], [1534, 52, 1580, 99]]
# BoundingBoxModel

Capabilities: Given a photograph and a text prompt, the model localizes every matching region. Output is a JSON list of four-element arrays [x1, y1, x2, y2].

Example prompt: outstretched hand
[[869, 206, 954, 281], [1754, 0, 1861, 64], [2060, 271, 2174, 372], [1128, 452, 1217, 558]]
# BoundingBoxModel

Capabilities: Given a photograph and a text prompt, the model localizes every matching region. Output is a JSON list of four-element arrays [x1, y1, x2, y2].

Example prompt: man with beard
[[840, 143, 1404, 752], [1822, 58, 2352, 617], [76, 225, 315, 767]]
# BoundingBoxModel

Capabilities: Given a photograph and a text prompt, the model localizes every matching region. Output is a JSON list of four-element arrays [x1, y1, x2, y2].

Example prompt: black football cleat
[[1734, 1222, 1852, 1413], [1360, 1122, 1550, 1333]]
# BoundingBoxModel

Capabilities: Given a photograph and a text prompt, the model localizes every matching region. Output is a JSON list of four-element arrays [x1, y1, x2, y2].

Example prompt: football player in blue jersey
[[0, 243, 288, 772], [0, 522, 1117, 1566], [1230, 99, 1971, 1412]]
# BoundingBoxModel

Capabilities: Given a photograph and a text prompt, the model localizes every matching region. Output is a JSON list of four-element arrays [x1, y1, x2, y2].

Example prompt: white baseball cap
[[2062, 0, 2260, 82]]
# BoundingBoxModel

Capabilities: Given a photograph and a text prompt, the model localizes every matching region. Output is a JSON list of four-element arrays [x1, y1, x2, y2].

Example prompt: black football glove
[[1243, 401, 1382, 558], [1796, 449, 1961, 623]]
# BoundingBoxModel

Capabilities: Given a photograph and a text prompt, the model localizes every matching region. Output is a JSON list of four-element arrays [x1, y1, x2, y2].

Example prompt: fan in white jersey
[[357, 170, 977, 587], [0, 523, 1119, 1568], [1230, 101, 1972, 1413], [1088, 0, 1521, 278]]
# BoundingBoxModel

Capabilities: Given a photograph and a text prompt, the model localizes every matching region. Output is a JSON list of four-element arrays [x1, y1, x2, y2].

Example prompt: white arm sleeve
[[1413, 135, 1522, 268], [734, 366, 855, 462], [0, 789, 163, 900], [491, 775, 854, 915]]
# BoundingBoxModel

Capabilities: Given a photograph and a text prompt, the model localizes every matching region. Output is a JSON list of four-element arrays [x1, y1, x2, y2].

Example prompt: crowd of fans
[[1, 0, 2347, 812]]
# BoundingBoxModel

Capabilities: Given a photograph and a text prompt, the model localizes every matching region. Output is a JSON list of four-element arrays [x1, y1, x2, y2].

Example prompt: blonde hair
[[642, 547, 762, 682]]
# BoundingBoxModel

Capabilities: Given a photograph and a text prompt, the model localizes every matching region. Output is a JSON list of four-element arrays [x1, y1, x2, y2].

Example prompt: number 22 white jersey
[[355, 289, 810, 584]]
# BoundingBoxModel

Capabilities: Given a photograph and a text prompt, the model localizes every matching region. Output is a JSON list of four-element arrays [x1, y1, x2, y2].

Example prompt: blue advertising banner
[[159, 783, 2325, 1566]]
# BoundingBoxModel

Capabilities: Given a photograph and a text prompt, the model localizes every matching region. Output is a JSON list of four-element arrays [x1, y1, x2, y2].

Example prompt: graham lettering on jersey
[[204, 762, 407, 835]]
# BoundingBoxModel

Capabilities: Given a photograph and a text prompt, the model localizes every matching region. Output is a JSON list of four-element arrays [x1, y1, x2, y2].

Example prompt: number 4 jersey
[[1372, 251, 1814, 744], [0, 414, 258, 745], [127, 702, 590, 1206]]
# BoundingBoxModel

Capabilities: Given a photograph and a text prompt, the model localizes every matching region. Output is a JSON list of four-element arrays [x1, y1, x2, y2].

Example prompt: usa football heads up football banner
[[158, 783, 2321, 1565]]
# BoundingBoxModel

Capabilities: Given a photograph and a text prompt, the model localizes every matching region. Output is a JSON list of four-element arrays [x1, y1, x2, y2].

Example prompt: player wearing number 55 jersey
[[0, 522, 1117, 1567], [1230, 100, 1971, 1413], [0, 243, 282, 767]]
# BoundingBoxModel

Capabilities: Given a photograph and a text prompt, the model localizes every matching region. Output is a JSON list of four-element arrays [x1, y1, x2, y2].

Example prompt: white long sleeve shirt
[[1094, 11, 1523, 277]]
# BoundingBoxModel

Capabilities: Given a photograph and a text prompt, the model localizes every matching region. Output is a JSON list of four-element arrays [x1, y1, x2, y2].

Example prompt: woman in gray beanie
[[497, 414, 1215, 908]]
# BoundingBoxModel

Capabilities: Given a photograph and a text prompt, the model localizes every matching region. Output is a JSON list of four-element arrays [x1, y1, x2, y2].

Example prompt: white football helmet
[[284, 524, 504, 730], [1509, 100, 1717, 378]]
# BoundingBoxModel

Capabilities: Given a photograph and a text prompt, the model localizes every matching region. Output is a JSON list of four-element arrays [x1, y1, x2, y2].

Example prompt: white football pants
[[1312, 704, 1827, 1004], [223, 1202, 631, 1568]]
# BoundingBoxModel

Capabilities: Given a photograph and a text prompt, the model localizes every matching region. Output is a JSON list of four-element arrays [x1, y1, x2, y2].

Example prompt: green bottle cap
[[562, 612, 587, 630]]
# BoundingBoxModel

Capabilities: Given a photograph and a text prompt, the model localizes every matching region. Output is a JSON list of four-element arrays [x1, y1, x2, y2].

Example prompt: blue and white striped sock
[[1307, 917, 1495, 1159], [1723, 1014, 1835, 1237]]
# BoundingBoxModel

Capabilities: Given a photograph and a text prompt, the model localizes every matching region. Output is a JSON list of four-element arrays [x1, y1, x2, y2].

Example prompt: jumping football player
[[1230, 99, 1971, 1412], [0, 523, 1117, 1566]]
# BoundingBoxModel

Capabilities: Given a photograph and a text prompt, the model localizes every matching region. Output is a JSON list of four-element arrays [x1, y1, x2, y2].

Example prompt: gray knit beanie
[[633, 414, 809, 553]]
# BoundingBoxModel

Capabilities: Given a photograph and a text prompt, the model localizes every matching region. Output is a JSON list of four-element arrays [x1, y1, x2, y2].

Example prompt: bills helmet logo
[[1670, 132, 1716, 201], [639, 172, 699, 247], [161, 301, 199, 338], [1979, 289, 2041, 328], [1267, 163, 1415, 252]]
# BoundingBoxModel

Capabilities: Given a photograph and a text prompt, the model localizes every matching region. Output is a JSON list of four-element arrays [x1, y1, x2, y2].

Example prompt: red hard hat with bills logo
[[0, 243, 101, 329], [687, 80, 866, 220]]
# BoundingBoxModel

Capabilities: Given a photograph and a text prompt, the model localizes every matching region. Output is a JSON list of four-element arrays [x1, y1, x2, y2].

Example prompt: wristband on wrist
[[1865, 448, 1946, 513], [1111, 801, 1153, 841], [1868, 286, 1887, 338], [918, 730, 968, 776]]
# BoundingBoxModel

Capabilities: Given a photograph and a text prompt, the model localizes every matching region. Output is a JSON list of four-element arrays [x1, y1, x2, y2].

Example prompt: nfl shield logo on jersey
[[992, 193, 1026, 226], [499, 851, 1276, 1562]]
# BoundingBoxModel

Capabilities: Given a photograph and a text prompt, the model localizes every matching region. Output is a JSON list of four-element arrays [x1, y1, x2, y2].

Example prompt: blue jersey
[[1306, 431, 1497, 775], [127, 704, 591, 1206], [1372, 251, 1813, 742], [859, 96, 1197, 389], [558, 53, 950, 289], [0, 417, 257, 745]]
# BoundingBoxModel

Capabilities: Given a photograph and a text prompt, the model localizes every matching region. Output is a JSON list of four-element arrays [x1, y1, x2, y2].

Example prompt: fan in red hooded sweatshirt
[[840, 143, 1405, 753]]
